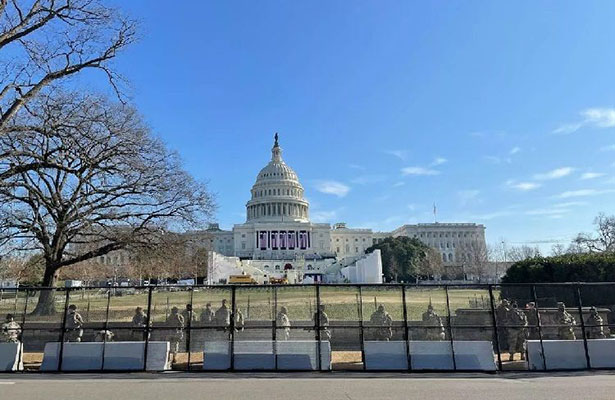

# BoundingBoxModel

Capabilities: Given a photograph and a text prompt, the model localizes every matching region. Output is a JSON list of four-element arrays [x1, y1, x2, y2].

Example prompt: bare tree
[[550, 243, 567, 256], [0, 0, 136, 132], [0, 93, 215, 314], [459, 240, 490, 281], [414, 247, 443, 282], [506, 245, 541, 262], [573, 213, 615, 253]]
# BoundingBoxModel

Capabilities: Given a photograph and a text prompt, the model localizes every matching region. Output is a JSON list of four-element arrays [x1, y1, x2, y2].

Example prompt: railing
[[0, 282, 614, 372]]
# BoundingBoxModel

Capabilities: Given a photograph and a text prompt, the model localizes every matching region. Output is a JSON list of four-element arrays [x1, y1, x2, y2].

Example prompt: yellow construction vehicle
[[269, 276, 289, 285], [228, 275, 258, 284]]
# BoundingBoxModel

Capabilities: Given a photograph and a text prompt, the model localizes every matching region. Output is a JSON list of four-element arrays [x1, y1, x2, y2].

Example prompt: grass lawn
[[0, 286, 498, 323]]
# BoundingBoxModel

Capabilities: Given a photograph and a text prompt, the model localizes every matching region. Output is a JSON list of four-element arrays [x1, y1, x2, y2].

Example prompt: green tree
[[366, 236, 442, 282], [501, 252, 615, 283]]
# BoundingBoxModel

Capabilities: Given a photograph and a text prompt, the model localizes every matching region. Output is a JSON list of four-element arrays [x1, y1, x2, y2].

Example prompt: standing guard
[[556, 302, 576, 340], [422, 303, 445, 341], [585, 306, 606, 339], [370, 305, 393, 341]]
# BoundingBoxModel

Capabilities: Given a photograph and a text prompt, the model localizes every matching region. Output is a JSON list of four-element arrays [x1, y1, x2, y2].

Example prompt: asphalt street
[[1, 372, 614, 400]]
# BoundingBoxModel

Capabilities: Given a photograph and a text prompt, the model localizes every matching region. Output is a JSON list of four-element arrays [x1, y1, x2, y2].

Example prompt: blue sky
[[101, 1, 614, 252]]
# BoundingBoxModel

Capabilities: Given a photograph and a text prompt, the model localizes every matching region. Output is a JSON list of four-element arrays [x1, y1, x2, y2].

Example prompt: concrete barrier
[[527, 340, 587, 370], [409, 341, 454, 370], [0, 342, 23, 371], [364, 341, 495, 371], [203, 340, 332, 370], [527, 339, 615, 370], [587, 339, 615, 369], [364, 341, 408, 370], [40, 341, 170, 371], [451, 341, 496, 371], [276, 341, 331, 370]]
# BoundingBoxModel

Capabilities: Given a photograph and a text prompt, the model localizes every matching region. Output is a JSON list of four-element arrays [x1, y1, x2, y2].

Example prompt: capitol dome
[[246, 134, 309, 222]]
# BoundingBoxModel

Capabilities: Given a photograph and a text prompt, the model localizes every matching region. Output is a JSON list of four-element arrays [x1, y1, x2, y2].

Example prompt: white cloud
[[484, 155, 511, 165], [384, 150, 408, 161], [553, 201, 588, 208], [457, 190, 481, 207], [350, 174, 387, 185], [509, 146, 521, 155], [556, 189, 615, 199], [580, 172, 606, 180], [525, 208, 571, 216], [407, 203, 417, 211], [348, 164, 366, 170], [553, 123, 583, 135], [553, 107, 615, 134], [311, 210, 338, 223], [600, 145, 615, 152], [507, 181, 542, 191], [468, 210, 513, 220], [393, 181, 405, 187], [582, 108, 615, 128], [430, 157, 448, 167], [401, 166, 440, 176], [313, 180, 350, 197], [533, 167, 575, 180]]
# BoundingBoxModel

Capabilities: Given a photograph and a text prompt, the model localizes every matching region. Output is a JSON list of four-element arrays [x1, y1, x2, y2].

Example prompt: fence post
[[17, 288, 29, 372], [444, 286, 457, 371], [401, 285, 411, 371], [575, 284, 591, 369], [100, 289, 112, 371], [531, 285, 547, 371], [186, 287, 195, 371], [358, 285, 366, 371], [230, 285, 236, 371], [488, 284, 503, 371], [315, 284, 322, 371], [58, 288, 71, 372], [273, 286, 278, 371], [143, 286, 153, 372]]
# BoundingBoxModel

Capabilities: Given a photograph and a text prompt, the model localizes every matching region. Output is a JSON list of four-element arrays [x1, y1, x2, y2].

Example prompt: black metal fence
[[1, 283, 614, 372]]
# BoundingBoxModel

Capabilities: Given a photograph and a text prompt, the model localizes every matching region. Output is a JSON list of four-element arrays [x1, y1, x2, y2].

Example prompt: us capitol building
[[192, 135, 486, 283]]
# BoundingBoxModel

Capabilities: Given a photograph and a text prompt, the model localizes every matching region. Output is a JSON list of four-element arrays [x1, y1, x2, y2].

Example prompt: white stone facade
[[198, 135, 487, 274]]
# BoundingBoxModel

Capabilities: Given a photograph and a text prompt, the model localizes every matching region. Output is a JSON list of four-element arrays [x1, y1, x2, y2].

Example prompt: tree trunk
[[31, 265, 59, 316]]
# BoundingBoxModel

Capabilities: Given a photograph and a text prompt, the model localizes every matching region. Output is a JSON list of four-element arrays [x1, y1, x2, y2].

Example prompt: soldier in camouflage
[[422, 304, 445, 341], [1, 314, 21, 343], [585, 306, 606, 339], [507, 303, 528, 361], [556, 302, 576, 340], [370, 305, 393, 341]]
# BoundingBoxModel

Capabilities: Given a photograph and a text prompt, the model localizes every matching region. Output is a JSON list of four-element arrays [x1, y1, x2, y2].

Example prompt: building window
[[241, 242, 246, 249], [448, 253, 453, 262], [442, 253, 446, 262], [275, 265, 280, 270], [336, 247, 340, 253], [355, 247, 359, 253], [264, 265, 270, 269], [307, 264, 314, 270]]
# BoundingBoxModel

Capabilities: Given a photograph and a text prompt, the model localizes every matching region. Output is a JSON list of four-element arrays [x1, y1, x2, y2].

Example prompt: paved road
[[1, 372, 615, 400]]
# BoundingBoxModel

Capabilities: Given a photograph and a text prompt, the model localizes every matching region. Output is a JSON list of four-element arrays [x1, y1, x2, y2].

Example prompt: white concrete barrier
[[527, 340, 600, 370], [40, 341, 170, 371], [451, 341, 496, 371], [364, 341, 408, 370], [409, 341, 454, 370], [203, 340, 332, 370], [203, 341, 231, 370], [364, 341, 495, 371], [0, 342, 23, 371], [587, 339, 615, 369], [276, 341, 331, 370]]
